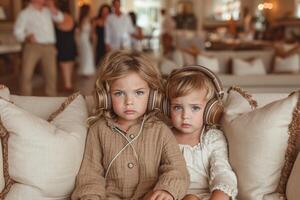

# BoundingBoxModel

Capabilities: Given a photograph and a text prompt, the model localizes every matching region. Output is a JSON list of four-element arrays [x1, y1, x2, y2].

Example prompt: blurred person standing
[[129, 11, 144, 51], [160, 9, 176, 35], [55, 1, 77, 92], [93, 4, 111, 66], [14, 0, 64, 96], [77, 4, 95, 77], [105, 0, 135, 50], [243, 7, 253, 34]]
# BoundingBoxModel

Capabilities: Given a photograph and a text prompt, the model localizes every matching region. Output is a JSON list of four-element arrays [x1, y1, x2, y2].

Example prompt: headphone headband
[[170, 65, 224, 100], [165, 65, 224, 126]]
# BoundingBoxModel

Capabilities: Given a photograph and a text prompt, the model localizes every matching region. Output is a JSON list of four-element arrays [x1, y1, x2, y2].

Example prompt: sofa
[[0, 85, 299, 200], [202, 49, 300, 93], [159, 49, 300, 93]]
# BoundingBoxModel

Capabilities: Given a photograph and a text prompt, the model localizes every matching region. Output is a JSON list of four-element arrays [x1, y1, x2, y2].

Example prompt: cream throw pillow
[[222, 88, 300, 200], [274, 54, 300, 73], [232, 58, 267, 75], [196, 55, 220, 74], [160, 58, 182, 76], [0, 93, 88, 200], [0, 85, 10, 197], [286, 153, 300, 200], [0, 85, 9, 100]]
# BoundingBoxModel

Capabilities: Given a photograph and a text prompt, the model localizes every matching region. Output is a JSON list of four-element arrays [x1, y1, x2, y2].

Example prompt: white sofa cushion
[[0, 93, 88, 200], [287, 153, 300, 200], [0, 85, 10, 197], [160, 50, 184, 75], [0, 85, 9, 100], [232, 58, 266, 75], [274, 54, 300, 73], [160, 58, 181, 76], [10, 95, 66, 120], [203, 50, 274, 74], [196, 55, 220, 73], [221, 87, 300, 200]]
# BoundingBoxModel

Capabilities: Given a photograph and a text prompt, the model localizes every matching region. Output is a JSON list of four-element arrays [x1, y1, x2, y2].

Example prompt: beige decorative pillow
[[196, 55, 220, 74], [222, 88, 300, 200], [0, 93, 88, 200], [160, 57, 182, 76], [286, 153, 300, 200], [0, 85, 10, 198], [182, 51, 196, 65], [274, 54, 300, 73], [232, 58, 267, 75], [0, 85, 9, 100]]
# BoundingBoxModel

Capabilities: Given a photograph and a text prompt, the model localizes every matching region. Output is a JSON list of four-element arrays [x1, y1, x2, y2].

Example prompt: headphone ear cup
[[203, 98, 224, 125], [147, 89, 166, 114], [147, 89, 155, 113], [97, 87, 112, 110], [162, 97, 170, 117]]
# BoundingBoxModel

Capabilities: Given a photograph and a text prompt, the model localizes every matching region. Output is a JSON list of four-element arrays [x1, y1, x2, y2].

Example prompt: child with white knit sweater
[[165, 66, 238, 200]]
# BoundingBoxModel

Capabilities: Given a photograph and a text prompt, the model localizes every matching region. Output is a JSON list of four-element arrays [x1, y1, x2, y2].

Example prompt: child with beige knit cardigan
[[71, 50, 189, 200]]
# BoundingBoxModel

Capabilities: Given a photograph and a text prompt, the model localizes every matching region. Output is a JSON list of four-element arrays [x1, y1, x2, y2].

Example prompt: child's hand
[[143, 190, 174, 200], [209, 190, 230, 200]]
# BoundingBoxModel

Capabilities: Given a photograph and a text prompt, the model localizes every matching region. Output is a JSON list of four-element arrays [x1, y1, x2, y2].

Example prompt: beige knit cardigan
[[71, 116, 189, 200]]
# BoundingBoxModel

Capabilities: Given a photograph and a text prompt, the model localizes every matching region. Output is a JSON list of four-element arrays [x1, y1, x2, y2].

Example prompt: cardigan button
[[128, 162, 134, 169], [129, 134, 135, 139]]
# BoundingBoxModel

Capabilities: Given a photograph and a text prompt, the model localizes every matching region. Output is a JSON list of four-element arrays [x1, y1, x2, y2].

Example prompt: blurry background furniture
[[0, 33, 21, 77]]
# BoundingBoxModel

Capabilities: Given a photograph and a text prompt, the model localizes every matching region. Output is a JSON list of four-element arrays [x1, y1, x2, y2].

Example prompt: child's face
[[110, 72, 150, 127], [170, 88, 207, 135]]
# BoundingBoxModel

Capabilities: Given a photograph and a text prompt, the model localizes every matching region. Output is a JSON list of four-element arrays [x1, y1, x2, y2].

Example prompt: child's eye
[[136, 90, 144, 96], [191, 106, 201, 112], [172, 105, 183, 112], [113, 91, 125, 96]]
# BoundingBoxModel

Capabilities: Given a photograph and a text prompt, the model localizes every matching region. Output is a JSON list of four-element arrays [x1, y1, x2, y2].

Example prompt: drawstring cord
[[104, 115, 147, 179]]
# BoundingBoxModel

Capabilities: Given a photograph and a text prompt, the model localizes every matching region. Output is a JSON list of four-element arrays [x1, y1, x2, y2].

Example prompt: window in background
[[133, 0, 161, 35], [0, 0, 13, 21], [122, 0, 162, 51], [296, 0, 300, 17], [213, 0, 241, 20]]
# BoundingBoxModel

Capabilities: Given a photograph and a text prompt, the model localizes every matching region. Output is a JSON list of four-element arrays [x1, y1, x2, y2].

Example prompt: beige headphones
[[94, 81, 164, 114], [164, 65, 224, 126]]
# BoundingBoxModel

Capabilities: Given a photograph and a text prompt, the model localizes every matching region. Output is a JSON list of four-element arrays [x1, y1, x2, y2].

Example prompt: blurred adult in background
[[105, 0, 135, 50], [14, 0, 64, 96], [77, 4, 95, 77], [129, 11, 144, 51], [55, 1, 77, 92], [160, 33, 200, 76], [160, 9, 176, 35], [243, 7, 253, 33], [93, 4, 111, 66]]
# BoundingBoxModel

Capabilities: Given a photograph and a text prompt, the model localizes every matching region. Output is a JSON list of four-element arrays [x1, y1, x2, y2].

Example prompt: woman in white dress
[[78, 4, 95, 76]]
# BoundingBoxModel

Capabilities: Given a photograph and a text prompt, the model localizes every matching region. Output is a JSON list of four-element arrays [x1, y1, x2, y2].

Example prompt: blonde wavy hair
[[88, 50, 164, 125], [166, 68, 215, 101]]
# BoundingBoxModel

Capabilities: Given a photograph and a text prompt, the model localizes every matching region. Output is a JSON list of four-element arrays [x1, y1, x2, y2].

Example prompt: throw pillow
[[274, 54, 300, 73], [0, 85, 10, 198], [222, 87, 300, 200], [196, 55, 220, 74], [0, 93, 88, 200], [182, 51, 196, 65], [0, 85, 9, 100], [160, 58, 181, 76], [232, 58, 267, 76], [286, 153, 300, 200]]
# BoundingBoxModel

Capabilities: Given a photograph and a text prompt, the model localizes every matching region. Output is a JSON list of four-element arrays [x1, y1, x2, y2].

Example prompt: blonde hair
[[89, 50, 164, 124], [166, 69, 215, 101]]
